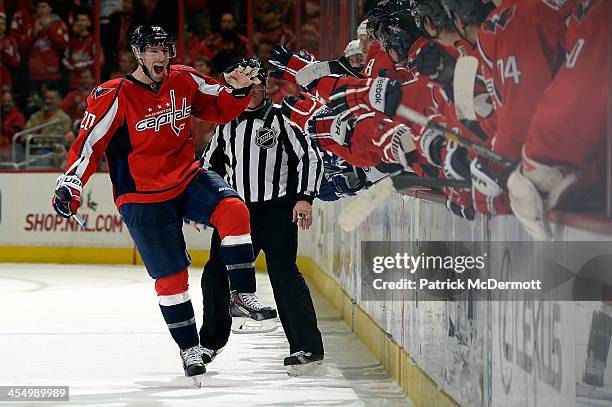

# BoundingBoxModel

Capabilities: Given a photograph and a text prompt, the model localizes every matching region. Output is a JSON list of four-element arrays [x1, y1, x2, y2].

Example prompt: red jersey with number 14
[[477, 0, 575, 160], [64, 65, 251, 208]]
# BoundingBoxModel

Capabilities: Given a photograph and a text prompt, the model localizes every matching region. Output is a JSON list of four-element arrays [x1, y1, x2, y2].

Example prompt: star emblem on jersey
[[255, 127, 278, 149], [92, 86, 114, 99]]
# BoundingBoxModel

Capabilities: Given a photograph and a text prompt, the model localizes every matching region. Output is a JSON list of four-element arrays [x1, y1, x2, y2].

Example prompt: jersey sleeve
[[524, 0, 608, 169], [177, 66, 252, 124], [63, 80, 126, 186], [48, 20, 69, 50], [2, 37, 21, 67]]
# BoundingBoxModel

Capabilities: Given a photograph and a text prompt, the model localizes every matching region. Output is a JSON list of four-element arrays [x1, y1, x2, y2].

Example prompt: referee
[[199, 59, 325, 374]]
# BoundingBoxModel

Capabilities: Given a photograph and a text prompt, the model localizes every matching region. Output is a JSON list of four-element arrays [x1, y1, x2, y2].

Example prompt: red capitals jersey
[[477, 0, 576, 160], [64, 34, 101, 89], [9, 8, 34, 51], [364, 42, 399, 79], [63, 65, 252, 208], [27, 18, 70, 81], [524, 0, 609, 170]]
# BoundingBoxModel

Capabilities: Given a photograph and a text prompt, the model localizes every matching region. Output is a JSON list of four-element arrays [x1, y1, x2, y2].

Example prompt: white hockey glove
[[223, 58, 263, 90], [507, 148, 579, 240]]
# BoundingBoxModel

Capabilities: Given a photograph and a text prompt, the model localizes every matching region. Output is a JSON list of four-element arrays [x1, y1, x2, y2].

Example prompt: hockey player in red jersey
[[474, 0, 575, 161], [508, 0, 610, 240], [51, 25, 262, 385]]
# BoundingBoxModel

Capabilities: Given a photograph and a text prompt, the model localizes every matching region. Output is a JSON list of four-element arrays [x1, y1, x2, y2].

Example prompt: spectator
[[299, 23, 319, 57], [52, 118, 79, 169], [255, 3, 295, 48], [9, 1, 35, 53], [63, 9, 100, 90], [304, 0, 320, 28], [203, 12, 247, 58], [22, 87, 44, 119], [25, 87, 71, 136], [256, 41, 298, 104], [344, 39, 364, 68], [101, 0, 134, 80], [193, 55, 213, 76], [25, 1, 69, 91], [1, 90, 26, 150], [1, 11, 21, 92], [131, 0, 177, 34], [211, 15, 248, 74], [110, 49, 136, 79], [255, 40, 274, 64], [8, 1, 34, 99], [61, 68, 93, 121], [357, 19, 371, 56], [184, 22, 213, 66]]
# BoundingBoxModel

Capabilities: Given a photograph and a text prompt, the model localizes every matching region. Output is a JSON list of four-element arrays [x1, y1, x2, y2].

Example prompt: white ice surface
[[0, 264, 411, 406]]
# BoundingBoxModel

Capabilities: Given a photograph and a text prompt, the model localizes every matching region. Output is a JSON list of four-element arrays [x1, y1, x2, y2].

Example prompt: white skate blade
[[190, 374, 204, 388], [231, 317, 278, 334], [286, 360, 323, 377]]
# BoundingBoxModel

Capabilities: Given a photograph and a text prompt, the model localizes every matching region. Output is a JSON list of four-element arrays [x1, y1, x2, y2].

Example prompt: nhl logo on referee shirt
[[255, 127, 278, 149]]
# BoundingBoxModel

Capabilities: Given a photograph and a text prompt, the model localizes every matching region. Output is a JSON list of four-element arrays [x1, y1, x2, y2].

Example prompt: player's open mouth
[[153, 64, 164, 75]]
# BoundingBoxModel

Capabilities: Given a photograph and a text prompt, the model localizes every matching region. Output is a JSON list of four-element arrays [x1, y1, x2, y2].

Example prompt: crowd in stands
[[0, 0, 318, 165]]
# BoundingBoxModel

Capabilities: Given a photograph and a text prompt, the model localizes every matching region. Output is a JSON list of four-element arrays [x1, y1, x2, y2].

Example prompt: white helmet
[[357, 19, 368, 36], [344, 40, 363, 59]]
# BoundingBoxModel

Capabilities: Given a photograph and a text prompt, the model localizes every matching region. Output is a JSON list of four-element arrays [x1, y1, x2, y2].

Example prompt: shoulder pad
[[89, 78, 123, 100]]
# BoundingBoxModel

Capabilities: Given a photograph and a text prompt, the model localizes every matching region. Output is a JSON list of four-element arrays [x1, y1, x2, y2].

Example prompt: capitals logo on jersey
[[574, 0, 601, 21], [135, 89, 191, 137], [92, 86, 114, 99], [482, 5, 517, 33]]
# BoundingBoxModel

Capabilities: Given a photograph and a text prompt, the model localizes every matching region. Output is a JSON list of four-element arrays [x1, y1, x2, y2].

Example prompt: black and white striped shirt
[[202, 100, 322, 205]]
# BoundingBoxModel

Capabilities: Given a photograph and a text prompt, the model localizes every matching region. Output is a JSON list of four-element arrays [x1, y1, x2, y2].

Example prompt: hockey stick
[[453, 56, 479, 122], [396, 105, 517, 168], [54, 190, 88, 228], [453, 56, 491, 142], [337, 173, 471, 232], [295, 58, 364, 87]]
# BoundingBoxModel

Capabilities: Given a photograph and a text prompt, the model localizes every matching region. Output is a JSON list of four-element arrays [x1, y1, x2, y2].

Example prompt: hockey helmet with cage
[[130, 25, 177, 60], [410, 0, 453, 32], [440, 0, 496, 27]]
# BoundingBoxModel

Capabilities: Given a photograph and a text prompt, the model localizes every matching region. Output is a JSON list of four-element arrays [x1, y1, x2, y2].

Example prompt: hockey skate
[[230, 291, 277, 321], [180, 345, 206, 387], [201, 346, 223, 365], [284, 351, 324, 377]]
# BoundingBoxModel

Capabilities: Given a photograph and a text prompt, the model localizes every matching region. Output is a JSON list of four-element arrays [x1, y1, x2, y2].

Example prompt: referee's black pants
[[199, 201, 324, 356]]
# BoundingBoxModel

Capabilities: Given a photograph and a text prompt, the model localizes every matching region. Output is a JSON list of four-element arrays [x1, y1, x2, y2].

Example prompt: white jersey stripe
[[75, 98, 119, 178], [189, 73, 222, 95]]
